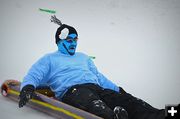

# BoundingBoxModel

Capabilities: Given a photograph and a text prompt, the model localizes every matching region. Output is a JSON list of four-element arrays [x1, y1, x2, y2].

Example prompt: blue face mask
[[57, 34, 78, 55]]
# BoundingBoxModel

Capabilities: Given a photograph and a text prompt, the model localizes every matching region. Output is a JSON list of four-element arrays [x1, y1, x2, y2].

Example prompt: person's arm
[[19, 55, 50, 107], [88, 58, 119, 92], [20, 55, 50, 89]]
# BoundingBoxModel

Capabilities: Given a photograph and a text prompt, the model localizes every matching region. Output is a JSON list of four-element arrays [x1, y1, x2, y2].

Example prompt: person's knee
[[89, 100, 129, 119], [88, 99, 114, 119], [114, 106, 128, 119]]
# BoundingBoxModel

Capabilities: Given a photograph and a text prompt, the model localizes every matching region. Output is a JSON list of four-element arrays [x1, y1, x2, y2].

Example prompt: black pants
[[62, 83, 165, 119]]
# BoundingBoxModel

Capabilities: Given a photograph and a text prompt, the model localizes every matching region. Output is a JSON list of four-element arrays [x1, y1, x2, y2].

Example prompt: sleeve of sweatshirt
[[20, 55, 50, 90], [88, 58, 119, 92]]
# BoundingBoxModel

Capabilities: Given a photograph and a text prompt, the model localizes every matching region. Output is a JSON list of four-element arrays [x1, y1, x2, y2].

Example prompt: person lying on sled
[[19, 16, 165, 119]]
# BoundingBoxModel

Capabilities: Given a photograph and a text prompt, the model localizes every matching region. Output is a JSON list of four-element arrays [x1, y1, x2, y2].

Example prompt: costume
[[19, 16, 165, 119], [20, 51, 119, 99]]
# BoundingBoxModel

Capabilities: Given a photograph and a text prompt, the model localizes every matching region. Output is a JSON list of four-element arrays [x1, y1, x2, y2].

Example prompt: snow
[[0, 0, 180, 118]]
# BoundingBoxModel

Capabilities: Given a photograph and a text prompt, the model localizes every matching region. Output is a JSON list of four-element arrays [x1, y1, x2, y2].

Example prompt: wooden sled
[[1, 79, 102, 119]]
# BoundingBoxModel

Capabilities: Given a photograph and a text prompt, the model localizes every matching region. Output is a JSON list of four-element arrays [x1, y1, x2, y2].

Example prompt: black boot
[[114, 106, 128, 119]]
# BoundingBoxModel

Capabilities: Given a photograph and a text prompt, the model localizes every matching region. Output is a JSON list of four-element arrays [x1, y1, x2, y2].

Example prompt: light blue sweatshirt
[[21, 51, 119, 99]]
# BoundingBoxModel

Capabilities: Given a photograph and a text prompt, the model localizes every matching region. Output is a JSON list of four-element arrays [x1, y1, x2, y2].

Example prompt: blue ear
[[68, 34, 77, 39]]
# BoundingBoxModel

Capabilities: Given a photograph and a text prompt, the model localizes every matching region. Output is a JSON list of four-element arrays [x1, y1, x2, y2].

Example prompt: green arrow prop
[[89, 56, 96, 59], [39, 8, 56, 14]]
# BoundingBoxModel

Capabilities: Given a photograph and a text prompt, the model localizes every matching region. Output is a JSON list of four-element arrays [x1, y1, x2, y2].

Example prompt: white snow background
[[0, 0, 180, 118]]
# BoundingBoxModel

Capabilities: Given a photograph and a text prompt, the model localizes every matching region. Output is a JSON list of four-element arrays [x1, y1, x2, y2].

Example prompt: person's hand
[[19, 85, 35, 108]]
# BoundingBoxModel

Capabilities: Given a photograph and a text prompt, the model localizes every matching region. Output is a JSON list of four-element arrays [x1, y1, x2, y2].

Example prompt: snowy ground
[[1, 0, 180, 118]]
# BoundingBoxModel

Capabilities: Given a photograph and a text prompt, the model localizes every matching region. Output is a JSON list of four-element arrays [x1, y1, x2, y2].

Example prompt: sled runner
[[1, 79, 102, 119]]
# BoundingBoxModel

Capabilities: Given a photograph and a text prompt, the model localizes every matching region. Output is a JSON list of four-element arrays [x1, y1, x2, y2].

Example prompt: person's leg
[[99, 88, 165, 119], [119, 87, 159, 111], [61, 84, 115, 119]]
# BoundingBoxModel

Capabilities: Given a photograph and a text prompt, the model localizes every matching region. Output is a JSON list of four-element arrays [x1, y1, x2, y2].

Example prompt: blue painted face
[[57, 34, 78, 55]]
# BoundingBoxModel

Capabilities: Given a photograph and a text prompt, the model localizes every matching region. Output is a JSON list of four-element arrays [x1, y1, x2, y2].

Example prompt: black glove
[[19, 85, 35, 108]]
